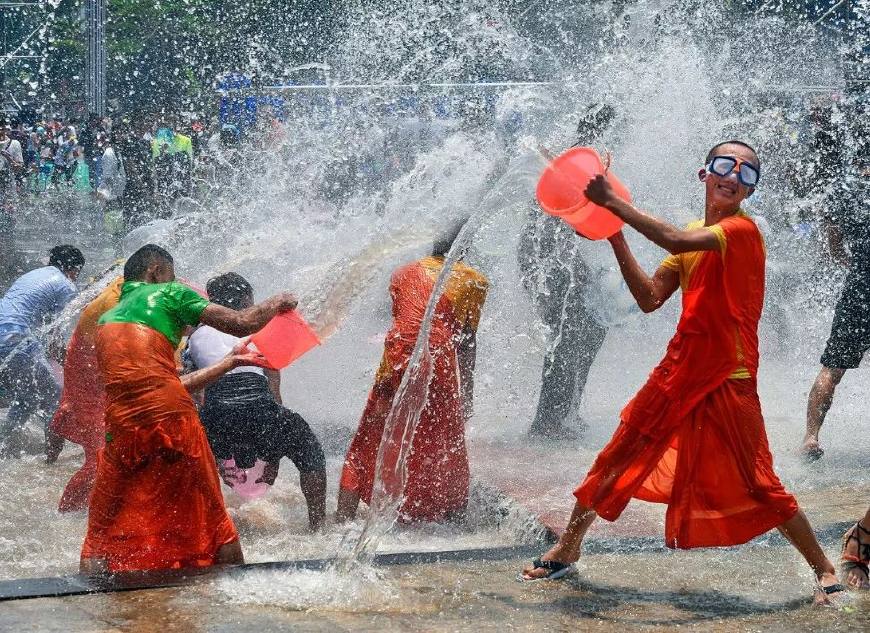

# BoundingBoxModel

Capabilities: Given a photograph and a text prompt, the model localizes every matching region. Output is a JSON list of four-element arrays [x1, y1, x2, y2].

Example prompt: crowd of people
[[0, 100, 866, 609], [0, 109, 280, 268]]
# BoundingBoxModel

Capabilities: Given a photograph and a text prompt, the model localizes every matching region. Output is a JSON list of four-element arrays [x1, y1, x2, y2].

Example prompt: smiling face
[[700, 142, 760, 212]]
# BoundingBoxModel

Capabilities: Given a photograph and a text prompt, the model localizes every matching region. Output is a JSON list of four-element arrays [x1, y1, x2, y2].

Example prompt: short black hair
[[48, 245, 85, 272], [123, 244, 173, 281], [705, 140, 760, 170], [206, 272, 254, 309]]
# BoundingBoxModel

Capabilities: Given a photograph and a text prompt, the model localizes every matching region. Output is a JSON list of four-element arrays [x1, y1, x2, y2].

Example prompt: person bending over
[[185, 272, 326, 531]]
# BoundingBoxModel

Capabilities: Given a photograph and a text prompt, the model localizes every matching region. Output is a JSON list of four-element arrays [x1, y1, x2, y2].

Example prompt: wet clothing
[[574, 213, 799, 548], [340, 256, 488, 522], [518, 212, 606, 434], [0, 266, 77, 335], [50, 277, 124, 512], [98, 281, 209, 348], [660, 218, 750, 379], [82, 322, 237, 571], [200, 373, 324, 472], [0, 266, 76, 439], [186, 325, 324, 474], [820, 175, 870, 369]]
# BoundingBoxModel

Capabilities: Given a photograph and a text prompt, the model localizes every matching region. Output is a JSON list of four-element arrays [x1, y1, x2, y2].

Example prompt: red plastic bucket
[[249, 310, 321, 370], [536, 147, 632, 240]]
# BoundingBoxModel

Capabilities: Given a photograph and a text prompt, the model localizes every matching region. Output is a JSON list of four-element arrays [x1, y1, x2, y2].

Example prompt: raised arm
[[586, 175, 721, 255], [199, 292, 298, 337], [608, 232, 680, 313]]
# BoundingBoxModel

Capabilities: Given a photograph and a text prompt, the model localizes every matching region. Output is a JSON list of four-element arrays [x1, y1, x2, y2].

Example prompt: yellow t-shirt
[[660, 218, 750, 380]]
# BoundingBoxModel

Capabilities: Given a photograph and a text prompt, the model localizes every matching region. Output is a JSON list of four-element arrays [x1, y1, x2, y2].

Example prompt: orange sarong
[[575, 214, 798, 548], [81, 322, 237, 571], [340, 256, 488, 522], [50, 277, 123, 512]]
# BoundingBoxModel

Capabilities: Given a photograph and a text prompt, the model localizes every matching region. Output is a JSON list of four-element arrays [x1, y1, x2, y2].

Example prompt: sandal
[[517, 557, 577, 582], [813, 581, 851, 607], [840, 521, 870, 588]]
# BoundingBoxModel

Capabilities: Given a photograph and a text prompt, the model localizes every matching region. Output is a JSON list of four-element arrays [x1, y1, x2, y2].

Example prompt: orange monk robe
[[575, 213, 798, 549], [81, 323, 237, 571], [340, 256, 488, 522], [50, 277, 124, 512]]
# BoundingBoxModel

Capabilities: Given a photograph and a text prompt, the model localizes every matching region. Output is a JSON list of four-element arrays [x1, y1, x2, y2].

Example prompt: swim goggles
[[706, 155, 760, 187]]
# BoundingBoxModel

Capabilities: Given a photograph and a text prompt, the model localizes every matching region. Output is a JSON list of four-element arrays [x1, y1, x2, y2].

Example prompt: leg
[[214, 539, 244, 565], [299, 470, 327, 530], [530, 282, 587, 438], [336, 487, 361, 523], [522, 501, 598, 579], [840, 507, 870, 589], [802, 366, 845, 459], [776, 510, 845, 605], [530, 253, 604, 439], [278, 408, 327, 530]]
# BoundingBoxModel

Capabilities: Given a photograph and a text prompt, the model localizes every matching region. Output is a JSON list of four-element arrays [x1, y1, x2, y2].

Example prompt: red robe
[[339, 256, 488, 522], [81, 322, 238, 571], [575, 214, 798, 548], [50, 277, 123, 512]]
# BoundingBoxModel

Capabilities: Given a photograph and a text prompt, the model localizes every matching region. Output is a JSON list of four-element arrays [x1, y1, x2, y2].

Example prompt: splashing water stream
[[0, 0, 866, 624]]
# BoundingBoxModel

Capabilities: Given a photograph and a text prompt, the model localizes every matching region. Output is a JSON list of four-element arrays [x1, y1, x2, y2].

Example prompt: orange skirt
[[340, 349, 469, 523], [81, 323, 237, 571], [575, 378, 798, 548], [50, 329, 107, 512]]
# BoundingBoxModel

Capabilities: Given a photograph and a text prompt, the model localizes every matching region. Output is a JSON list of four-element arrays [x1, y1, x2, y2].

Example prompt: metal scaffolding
[[85, 0, 106, 116]]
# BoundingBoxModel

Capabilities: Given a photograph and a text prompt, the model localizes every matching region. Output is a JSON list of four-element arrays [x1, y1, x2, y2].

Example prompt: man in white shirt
[[185, 272, 326, 530]]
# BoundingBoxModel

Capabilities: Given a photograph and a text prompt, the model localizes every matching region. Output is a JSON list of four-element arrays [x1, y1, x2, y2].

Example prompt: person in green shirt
[[81, 243, 298, 574]]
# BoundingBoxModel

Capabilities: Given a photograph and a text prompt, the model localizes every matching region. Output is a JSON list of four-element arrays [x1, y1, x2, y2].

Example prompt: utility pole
[[85, 0, 106, 116]]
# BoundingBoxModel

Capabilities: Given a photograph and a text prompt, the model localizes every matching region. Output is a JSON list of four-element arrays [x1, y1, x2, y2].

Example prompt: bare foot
[[799, 437, 824, 462], [521, 542, 579, 580], [841, 522, 870, 590], [813, 571, 850, 607]]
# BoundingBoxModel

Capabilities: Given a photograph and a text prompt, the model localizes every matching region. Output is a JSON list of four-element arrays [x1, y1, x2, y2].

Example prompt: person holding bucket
[[80, 244, 297, 573], [521, 141, 849, 606], [518, 103, 615, 440], [184, 272, 327, 531]]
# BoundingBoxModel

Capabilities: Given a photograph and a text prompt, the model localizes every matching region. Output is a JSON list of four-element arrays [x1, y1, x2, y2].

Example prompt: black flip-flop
[[517, 557, 577, 582]]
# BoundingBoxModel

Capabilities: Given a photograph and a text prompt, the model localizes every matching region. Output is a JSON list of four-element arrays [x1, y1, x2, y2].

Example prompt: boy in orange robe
[[336, 226, 488, 523], [49, 276, 123, 512], [521, 141, 847, 605], [80, 244, 298, 573]]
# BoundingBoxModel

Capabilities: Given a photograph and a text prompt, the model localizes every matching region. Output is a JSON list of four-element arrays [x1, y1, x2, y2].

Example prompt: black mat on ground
[[0, 522, 853, 602], [0, 544, 540, 602]]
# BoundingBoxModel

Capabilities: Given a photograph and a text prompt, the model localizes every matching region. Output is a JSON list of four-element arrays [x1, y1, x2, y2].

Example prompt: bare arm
[[608, 232, 680, 313], [199, 292, 297, 337], [180, 344, 271, 393], [586, 175, 721, 254], [265, 368, 283, 405]]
